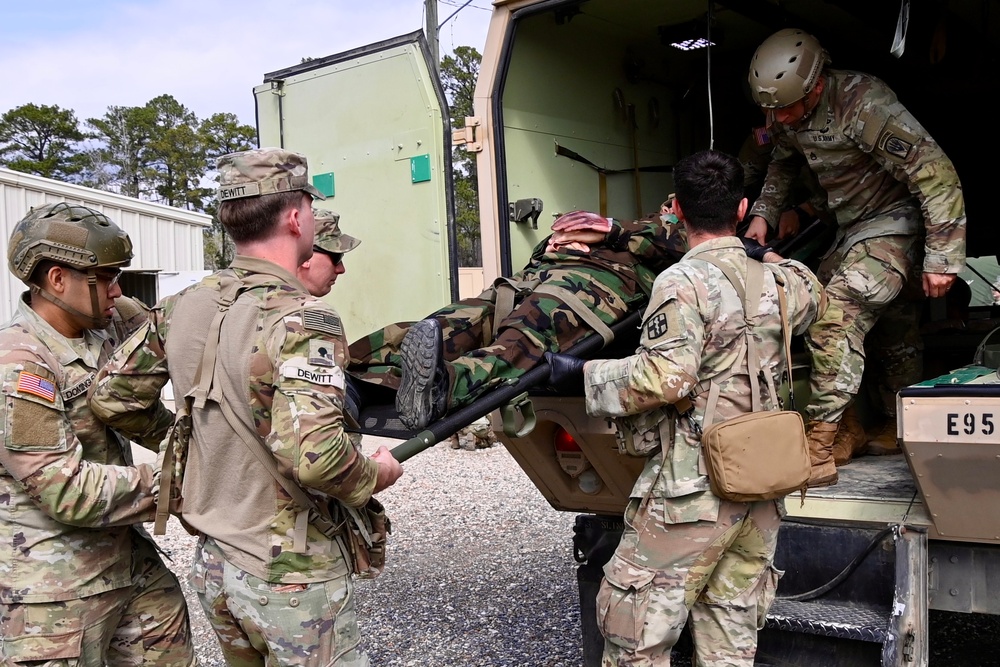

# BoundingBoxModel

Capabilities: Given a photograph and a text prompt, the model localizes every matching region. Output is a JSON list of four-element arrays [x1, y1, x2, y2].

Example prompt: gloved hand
[[740, 235, 774, 262], [544, 351, 586, 394]]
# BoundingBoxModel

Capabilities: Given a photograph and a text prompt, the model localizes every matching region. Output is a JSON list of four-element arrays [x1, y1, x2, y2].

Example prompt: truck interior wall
[[501, 9, 677, 268], [496, 0, 995, 272]]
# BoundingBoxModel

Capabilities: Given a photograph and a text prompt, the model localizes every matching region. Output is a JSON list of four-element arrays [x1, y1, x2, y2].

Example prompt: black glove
[[344, 375, 362, 423], [544, 351, 586, 394], [740, 236, 773, 262]]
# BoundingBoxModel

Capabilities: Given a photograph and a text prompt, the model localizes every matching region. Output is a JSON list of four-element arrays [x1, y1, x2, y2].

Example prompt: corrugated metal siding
[[1, 168, 211, 323]]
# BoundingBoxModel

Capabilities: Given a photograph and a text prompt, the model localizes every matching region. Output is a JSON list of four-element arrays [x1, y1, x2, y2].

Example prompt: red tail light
[[554, 425, 582, 452]]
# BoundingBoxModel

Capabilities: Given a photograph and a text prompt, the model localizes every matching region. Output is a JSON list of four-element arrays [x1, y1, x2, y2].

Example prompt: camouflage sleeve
[[1, 360, 156, 527], [584, 271, 701, 417], [617, 217, 688, 272], [848, 88, 966, 274], [90, 309, 174, 448], [748, 130, 808, 227], [271, 307, 378, 508], [770, 260, 827, 334]]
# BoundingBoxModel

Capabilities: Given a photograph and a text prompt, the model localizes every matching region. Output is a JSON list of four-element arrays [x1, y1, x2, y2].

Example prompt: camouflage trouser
[[349, 275, 633, 411], [0, 539, 194, 666], [805, 233, 923, 422], [191, 537, 368, 667], [598, 497, 782, 667]]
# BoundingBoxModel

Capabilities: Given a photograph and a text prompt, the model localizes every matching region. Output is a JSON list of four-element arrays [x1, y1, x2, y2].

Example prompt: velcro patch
[[280, 359, 345, 388], [309, 339, 337, 367], [17, 371, 56, 402], [302, 309, 343, 337], [642, 296, 686, 348]]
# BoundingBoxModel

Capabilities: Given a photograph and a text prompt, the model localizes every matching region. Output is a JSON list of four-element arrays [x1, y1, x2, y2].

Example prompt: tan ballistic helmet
[[8, 202, 133, 285], [312, 208, 360, 255], [748, 29, 830, 108], [217, 147, 326, 202]]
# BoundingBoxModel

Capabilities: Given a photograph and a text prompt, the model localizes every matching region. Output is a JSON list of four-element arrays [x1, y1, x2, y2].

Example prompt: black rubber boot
[[396, 319, 448, 430]]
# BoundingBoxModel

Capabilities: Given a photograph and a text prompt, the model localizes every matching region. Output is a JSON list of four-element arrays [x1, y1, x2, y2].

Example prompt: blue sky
[[0, 0, 492, 127]]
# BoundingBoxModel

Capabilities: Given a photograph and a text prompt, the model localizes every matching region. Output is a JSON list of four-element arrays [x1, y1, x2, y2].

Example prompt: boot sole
[[396, 320, 442, 430]]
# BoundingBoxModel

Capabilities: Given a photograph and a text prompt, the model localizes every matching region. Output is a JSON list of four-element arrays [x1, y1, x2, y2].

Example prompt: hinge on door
[[452, 116, 483, 153]]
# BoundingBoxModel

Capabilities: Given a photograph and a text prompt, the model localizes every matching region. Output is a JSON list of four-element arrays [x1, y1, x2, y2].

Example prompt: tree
[[440, 46, 482, 267], [0, 103, 85, 180], [144, 95, 207, 210], [85, 105, 157, 197]]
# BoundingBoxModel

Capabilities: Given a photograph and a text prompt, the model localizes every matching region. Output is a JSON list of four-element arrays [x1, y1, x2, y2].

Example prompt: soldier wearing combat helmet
[[91, 147, 403, 666], [0, 203, 194, 665], [744, 28, 967, 485]]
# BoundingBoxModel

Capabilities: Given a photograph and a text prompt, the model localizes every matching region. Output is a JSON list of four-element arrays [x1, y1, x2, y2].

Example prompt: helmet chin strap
[[30, 271, 111, 330]]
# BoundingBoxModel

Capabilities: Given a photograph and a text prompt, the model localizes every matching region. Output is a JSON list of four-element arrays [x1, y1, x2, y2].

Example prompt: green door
[[254, 30, 457, 340]]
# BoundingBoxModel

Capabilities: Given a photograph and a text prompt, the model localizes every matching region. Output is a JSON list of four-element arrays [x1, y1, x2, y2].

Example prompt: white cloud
[[0, 0, 491, 125]]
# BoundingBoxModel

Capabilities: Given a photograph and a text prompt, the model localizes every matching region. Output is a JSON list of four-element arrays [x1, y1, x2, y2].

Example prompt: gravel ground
[[149, 438, 1000, 667]]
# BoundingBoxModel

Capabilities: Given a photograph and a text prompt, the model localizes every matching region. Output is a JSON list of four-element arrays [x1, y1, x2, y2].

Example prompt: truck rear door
[[254, 30, 457, 338]]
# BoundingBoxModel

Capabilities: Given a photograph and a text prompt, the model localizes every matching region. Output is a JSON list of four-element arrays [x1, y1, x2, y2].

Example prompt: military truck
[[256, 1, 997, 664]]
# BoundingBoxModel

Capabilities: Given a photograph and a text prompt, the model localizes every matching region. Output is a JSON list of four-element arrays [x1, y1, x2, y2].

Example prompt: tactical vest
[[161, 269, 350, 583]]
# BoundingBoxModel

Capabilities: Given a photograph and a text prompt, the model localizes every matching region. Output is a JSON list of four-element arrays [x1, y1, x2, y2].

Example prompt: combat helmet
[[748, 28, 830, 109], [7, 202, 133, 328]]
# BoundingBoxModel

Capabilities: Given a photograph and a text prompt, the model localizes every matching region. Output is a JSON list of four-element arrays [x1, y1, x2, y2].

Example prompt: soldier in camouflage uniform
[[296, 208, 360, 298], [0, 203, 194, 665], [550, 150, 825, 666], [745, 28, 966, 485], [90, 148, 404, 667], [348, 211, 688, 429]]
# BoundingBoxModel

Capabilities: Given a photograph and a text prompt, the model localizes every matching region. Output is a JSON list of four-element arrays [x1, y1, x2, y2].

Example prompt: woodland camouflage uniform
[[348, 215, 687, 414]]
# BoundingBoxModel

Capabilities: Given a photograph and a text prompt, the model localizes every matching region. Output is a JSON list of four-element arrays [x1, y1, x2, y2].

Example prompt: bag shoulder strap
[[694, 254, 774, 425]]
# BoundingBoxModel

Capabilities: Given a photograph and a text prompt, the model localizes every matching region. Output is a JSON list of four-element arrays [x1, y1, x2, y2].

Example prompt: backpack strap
[[163, 271, 346, 551]]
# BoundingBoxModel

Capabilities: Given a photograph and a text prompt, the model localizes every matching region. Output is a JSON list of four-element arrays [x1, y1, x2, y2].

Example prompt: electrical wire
[[706, 0, 715, 149]]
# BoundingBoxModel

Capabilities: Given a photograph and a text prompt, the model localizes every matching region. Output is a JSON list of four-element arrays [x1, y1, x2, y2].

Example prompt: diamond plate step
[[765, 599, 891, 643]]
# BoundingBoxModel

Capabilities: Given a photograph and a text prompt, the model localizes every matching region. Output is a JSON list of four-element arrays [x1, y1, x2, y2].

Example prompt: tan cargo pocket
[[597, 554, 658, 651], [755, 564, 784, 630], [1, 629, 83, 664], [841, 240, 911, 307]]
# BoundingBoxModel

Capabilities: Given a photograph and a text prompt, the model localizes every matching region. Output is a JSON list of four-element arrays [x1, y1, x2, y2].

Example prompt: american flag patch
[[302, 310, 343, 337], [17, 371, 56, 402], [753, 126, 771, 147]]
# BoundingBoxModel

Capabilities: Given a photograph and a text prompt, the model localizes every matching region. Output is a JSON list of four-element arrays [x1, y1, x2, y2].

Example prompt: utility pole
[[425, 0, 439, 74]]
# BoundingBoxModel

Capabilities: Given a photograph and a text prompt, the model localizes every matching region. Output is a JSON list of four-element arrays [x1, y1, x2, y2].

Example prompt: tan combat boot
[[867, 418, 901, 455], [831, 407, 868, 467], [806, 421, 839, 487]]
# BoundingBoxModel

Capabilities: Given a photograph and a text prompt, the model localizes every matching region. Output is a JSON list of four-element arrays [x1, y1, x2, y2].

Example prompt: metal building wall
[[0, 168, 211, 323]]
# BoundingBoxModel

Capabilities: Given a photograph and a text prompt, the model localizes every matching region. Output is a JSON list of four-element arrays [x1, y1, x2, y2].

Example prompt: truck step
[[765, 599, 891, 643]]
